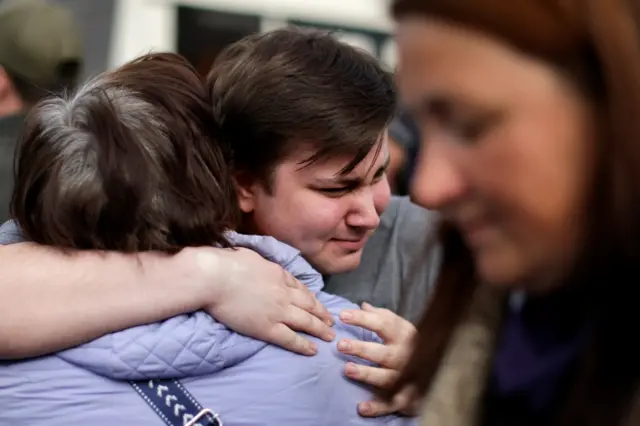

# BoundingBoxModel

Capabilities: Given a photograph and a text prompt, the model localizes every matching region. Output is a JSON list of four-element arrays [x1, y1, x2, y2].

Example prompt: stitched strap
[[131, 379, 222, 426]]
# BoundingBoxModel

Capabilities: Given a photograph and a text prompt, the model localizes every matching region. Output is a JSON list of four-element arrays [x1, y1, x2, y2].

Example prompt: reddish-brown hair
[[389, 1, 640, 425], [11, 53, 238, 252]]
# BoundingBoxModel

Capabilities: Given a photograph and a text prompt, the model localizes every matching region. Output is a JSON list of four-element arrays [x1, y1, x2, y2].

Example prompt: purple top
[[484, 290, 589, 425]]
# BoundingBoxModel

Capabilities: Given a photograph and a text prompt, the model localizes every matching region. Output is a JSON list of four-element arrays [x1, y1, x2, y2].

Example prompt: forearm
[[0, 243, 206, 358]]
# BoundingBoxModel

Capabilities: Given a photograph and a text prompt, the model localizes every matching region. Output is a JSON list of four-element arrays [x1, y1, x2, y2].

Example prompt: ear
[[234, 171, 259, 214]]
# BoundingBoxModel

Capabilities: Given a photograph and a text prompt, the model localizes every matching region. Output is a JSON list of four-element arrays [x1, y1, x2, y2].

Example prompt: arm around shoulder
[[0, 222, 334, 359], [0, 240, 213, 359]]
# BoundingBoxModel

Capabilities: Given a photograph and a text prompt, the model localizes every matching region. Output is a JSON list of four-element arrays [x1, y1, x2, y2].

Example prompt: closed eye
[[318, 186, 353, 196], [373, 166, 388, 180]]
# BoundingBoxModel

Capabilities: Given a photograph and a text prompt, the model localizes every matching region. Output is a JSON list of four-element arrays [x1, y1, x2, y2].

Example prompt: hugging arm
[[0, 222, 333, 359]]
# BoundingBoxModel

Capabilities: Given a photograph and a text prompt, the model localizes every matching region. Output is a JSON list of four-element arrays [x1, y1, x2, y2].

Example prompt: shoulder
[[379, 196, 438, 243], [228, 232, 324, 292]]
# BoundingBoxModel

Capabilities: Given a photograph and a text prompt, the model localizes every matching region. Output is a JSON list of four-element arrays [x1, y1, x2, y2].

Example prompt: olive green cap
[[0, 0, 82, 88]]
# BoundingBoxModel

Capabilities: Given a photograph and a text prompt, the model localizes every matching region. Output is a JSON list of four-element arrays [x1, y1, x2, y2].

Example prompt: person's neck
[[237, 214, 263, 236]]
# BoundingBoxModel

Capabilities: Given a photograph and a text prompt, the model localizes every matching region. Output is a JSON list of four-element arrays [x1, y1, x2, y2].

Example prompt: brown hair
[[11, 52, 238, 252], [205, 26, 396, 190], [389, 0, 640, 425]]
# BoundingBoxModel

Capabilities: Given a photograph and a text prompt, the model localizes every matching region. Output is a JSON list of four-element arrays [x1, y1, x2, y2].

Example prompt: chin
[[474, 250, 528, 289], [314, 253, 363, 275]]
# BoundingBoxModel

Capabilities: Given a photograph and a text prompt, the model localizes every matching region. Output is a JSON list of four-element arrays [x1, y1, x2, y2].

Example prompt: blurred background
[[50, 0, 413, 193], [38, 0, 396, 79]]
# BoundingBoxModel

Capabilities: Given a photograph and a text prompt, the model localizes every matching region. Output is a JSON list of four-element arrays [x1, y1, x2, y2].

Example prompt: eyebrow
[[415, 92, 507, 132], [315, 155, 391, 186], [409, 92, 459, 119]]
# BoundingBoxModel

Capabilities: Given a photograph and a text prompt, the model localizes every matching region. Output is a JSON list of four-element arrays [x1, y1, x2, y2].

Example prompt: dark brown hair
[[11, 52, 238, 252], [389, 1, 640, 425], [205, 26, 396, 190]]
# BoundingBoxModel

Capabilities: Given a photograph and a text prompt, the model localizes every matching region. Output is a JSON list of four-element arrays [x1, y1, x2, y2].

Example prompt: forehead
[[281, 131, 390, 179], [395, 18, 559, 112]]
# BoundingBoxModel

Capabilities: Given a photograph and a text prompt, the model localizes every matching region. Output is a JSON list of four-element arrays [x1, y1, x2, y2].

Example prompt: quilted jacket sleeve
[[58, 311, 267, 380], [58, 233, 325, 381]]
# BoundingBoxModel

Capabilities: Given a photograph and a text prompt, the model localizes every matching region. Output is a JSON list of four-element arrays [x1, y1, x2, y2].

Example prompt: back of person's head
[[0, 0, 82, 107], [205, 26, 396, 189], [389, 0, 640, 425], [11, 52, 238, 252]]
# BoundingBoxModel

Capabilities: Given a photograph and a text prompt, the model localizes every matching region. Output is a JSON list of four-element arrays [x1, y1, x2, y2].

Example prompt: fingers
[[361, 302, 384, 313], [282, 269, 306, 290], [337, 339, 407, 369], [282, 304, 335, 342], [283, 271, 333, 326], [266, 323, 318, 356], [340, 305, 415, 343], [288, 287, 333, 327], [340, 308, 394, 342], [344, 362, 400, 389], [358, 400, 396, 417], [358, 386, 419, 418]]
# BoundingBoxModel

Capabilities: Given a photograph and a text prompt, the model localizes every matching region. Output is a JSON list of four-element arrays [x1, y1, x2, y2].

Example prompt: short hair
[[206, 27, 396, 190], [11, 52, 238, 253]]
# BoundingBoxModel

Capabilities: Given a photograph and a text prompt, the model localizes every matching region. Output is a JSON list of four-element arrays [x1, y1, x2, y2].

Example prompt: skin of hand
[[195, 246, 335, 355], [337, 302, 420, 417]]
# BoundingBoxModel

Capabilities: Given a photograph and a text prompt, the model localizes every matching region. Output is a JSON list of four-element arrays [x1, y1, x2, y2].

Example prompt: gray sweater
[[325, 196, 441, 323]]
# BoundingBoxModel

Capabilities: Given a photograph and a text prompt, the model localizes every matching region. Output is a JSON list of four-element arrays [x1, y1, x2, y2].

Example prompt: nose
[[410, 137, 468, 210], [345, 185, 385, 231]]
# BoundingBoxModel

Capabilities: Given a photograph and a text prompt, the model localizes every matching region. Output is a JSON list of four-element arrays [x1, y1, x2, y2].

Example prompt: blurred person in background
[[0, 0, 82, 223], [0, 27, 429, 417], [385, 0, 640, 425]]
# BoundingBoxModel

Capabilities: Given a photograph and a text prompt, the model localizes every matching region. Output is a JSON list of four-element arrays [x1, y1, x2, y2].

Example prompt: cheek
[[287, 194, 352, 244], [496, 113, 590, 234], [373, 179, 392, 214], [469, 111, 592, 278]]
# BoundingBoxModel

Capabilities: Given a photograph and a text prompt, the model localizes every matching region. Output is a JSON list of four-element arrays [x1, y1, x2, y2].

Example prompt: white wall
[[109, 0, 394, 69], [53, 0, 116, 79]]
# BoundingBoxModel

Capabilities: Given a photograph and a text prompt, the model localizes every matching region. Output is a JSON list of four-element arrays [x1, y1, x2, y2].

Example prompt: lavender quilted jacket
[[0, 222, 415, 426]]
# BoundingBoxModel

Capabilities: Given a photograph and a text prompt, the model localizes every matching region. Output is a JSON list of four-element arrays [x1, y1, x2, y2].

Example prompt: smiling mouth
[[331, 236, 368, 250], [457, 217, 495, 248]]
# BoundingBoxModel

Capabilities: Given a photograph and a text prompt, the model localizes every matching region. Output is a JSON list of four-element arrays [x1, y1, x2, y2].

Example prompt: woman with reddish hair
[[388, 0, 640, 425]]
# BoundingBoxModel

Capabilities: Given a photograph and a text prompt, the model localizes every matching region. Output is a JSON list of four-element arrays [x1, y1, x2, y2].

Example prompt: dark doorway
[[177, 6, 260, 75]]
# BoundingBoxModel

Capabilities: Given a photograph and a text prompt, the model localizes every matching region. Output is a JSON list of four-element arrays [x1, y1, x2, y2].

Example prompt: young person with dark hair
[[0, 28, 429, 417], [0, 51, 415, 426]]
